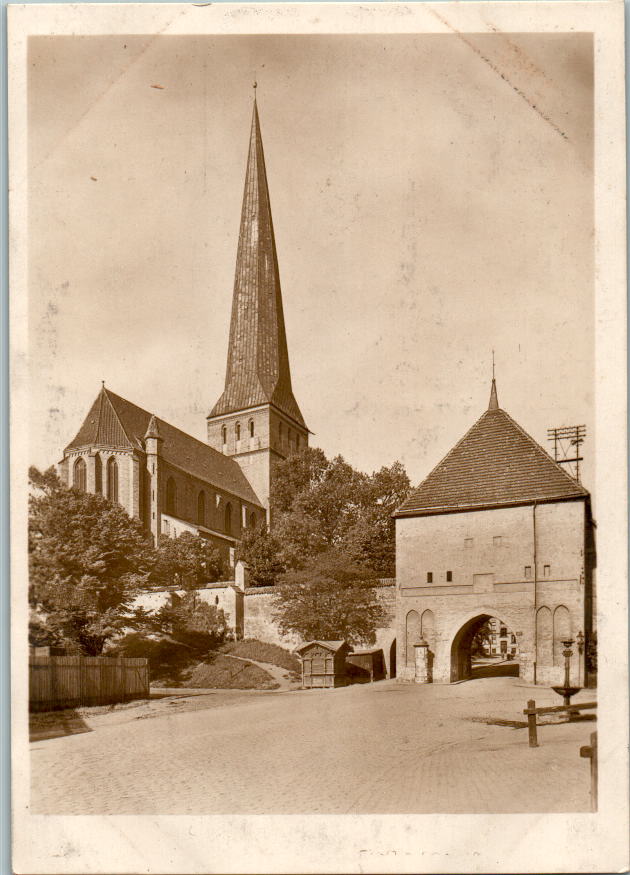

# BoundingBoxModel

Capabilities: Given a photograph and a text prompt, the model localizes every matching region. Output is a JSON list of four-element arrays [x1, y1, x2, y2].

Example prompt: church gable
[[65, 386, 263, 508], [65, 387, 133, 451], [396, 388, 588, 517]]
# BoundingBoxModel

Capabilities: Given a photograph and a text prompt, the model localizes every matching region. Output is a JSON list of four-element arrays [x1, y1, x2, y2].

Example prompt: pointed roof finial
[[252, 80, 257, 100], [488, 351, 499, 410], [101, 380, 105, 389], [144, 414, 162, 441]]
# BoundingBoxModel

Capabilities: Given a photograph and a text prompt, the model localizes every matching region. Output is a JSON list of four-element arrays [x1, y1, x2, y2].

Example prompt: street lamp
[[551, 638, 582, 708]]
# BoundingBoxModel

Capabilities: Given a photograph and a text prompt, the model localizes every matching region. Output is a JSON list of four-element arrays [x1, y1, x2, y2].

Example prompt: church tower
[[207, 92, 308, 516]]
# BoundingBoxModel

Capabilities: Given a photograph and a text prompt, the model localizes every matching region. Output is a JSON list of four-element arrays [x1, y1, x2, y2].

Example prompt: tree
[[271, 549, 387, 645], [153, 590, 229, 647], [344, 462, 410, 577], [152, 531, 223, 590], [267, 449, 410, 577], [235, 524, 285, 587], [28, 466, 154, 655]]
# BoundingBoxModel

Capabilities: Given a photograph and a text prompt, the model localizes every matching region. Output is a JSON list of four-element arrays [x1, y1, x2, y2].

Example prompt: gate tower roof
[[395, 380, 589, 517]]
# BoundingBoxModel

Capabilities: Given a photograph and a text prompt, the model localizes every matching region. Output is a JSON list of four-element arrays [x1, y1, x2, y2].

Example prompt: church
[[58, 96, 308, 568], [57, 93, 595, 686]]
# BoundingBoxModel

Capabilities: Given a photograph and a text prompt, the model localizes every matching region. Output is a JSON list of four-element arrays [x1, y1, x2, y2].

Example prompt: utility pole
[[547, 425, 586, 483]]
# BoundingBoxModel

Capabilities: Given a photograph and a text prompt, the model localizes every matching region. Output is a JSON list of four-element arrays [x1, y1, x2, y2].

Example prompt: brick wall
[[132, 582, 244, 637], [243, 580, 398, 676], [396, 500, 588, 684]]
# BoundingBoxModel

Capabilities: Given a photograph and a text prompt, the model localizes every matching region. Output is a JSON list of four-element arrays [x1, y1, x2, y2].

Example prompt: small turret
[[144, 414, 163, 544]]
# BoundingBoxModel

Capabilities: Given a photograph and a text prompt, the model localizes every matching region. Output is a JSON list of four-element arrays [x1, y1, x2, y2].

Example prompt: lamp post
[[576, 629, 585, 686], [552, 638, 582, 708]]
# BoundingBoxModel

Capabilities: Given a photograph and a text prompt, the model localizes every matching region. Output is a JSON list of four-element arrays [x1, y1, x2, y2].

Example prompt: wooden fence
[[29, 656, 149, 711]]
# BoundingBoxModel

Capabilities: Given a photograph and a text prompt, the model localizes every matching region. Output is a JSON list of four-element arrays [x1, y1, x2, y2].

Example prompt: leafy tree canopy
[[235, 524, 285, 587], [267, 448, 410, 578], [29, 466, 154, 655], [271, 549, 387, 646], [152, 531, 224, 590]]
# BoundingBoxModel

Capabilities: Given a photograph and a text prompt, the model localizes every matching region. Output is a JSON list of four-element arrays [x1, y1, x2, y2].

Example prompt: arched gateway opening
[[450, 613, 520, 682]]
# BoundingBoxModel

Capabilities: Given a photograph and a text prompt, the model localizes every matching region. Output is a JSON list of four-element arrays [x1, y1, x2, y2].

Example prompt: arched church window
[[106, 457, 119, 503], [278, 422, 283, 442], [235, 422, 241, 441], [197, 490, 206, 526], [249, 420, 254, 438], [296, 434, 300, 451], [73, 457, 86, 492], [221, 425, 227, 445], [224, 502, 232, 534], [249, 511, 257, 529], [166, 477, 177, 515], [94, 454, 102, 494]]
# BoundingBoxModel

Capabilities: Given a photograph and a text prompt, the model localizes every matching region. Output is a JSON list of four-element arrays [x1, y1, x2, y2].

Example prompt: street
[[31, 676, 595, 815]]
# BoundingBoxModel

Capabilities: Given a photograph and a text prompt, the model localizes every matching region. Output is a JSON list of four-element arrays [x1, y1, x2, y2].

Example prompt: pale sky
[[28, 33, 594, 493]]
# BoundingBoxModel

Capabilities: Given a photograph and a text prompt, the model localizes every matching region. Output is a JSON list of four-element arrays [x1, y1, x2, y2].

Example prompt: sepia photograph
[[8, 2, 628, 872]]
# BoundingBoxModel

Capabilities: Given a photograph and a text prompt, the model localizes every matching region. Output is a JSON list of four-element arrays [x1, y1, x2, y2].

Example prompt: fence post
[[79, 655, 84, 707], [580, 730, 597, 811], [527, 699, 538, 748], [50, 657, 56, 711], [120, 655, 126, 701]]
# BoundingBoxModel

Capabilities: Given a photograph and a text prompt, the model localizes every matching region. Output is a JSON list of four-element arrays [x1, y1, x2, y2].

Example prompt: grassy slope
[[109, 634, 281, 689], [222, 639, 300, 673], [184, 654, 278, 690]]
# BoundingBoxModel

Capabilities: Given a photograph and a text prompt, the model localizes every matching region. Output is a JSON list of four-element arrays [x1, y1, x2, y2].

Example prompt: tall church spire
[[209, 94, 306, 429]]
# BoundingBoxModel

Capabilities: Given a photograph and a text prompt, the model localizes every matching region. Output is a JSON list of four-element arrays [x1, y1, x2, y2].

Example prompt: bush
[[223, 639, 300, 672]]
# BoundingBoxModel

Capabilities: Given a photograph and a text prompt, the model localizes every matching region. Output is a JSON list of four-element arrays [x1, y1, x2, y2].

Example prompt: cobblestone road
[[30, 677, 595, 814]]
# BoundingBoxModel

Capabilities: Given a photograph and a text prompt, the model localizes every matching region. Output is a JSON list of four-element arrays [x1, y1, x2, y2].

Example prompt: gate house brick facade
[[394, 379, 595, 686]]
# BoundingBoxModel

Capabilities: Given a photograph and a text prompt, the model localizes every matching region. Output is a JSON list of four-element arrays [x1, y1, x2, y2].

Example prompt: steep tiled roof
[[395, 396, 588, 518], [65, 387, 263, 507], [209, 98, 306, 429]]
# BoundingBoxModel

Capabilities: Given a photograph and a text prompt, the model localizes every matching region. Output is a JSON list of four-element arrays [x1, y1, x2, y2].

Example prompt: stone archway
[[449, 611, 521, 682]]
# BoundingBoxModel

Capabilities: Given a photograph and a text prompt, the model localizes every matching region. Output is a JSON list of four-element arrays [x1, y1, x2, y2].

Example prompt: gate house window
[[426, 572, 433, 583]]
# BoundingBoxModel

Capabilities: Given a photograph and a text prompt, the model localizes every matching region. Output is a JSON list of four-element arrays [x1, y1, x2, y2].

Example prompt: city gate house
[[295, 641, 351, 689], [393, 379, 596, 686]]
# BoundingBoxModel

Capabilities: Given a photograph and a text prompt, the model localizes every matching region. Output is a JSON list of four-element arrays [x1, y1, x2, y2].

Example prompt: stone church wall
[[133, 578, 398, 676]]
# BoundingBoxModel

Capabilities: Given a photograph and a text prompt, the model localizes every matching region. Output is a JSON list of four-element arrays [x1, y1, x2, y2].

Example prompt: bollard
[[527, 699, 538, 748]]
